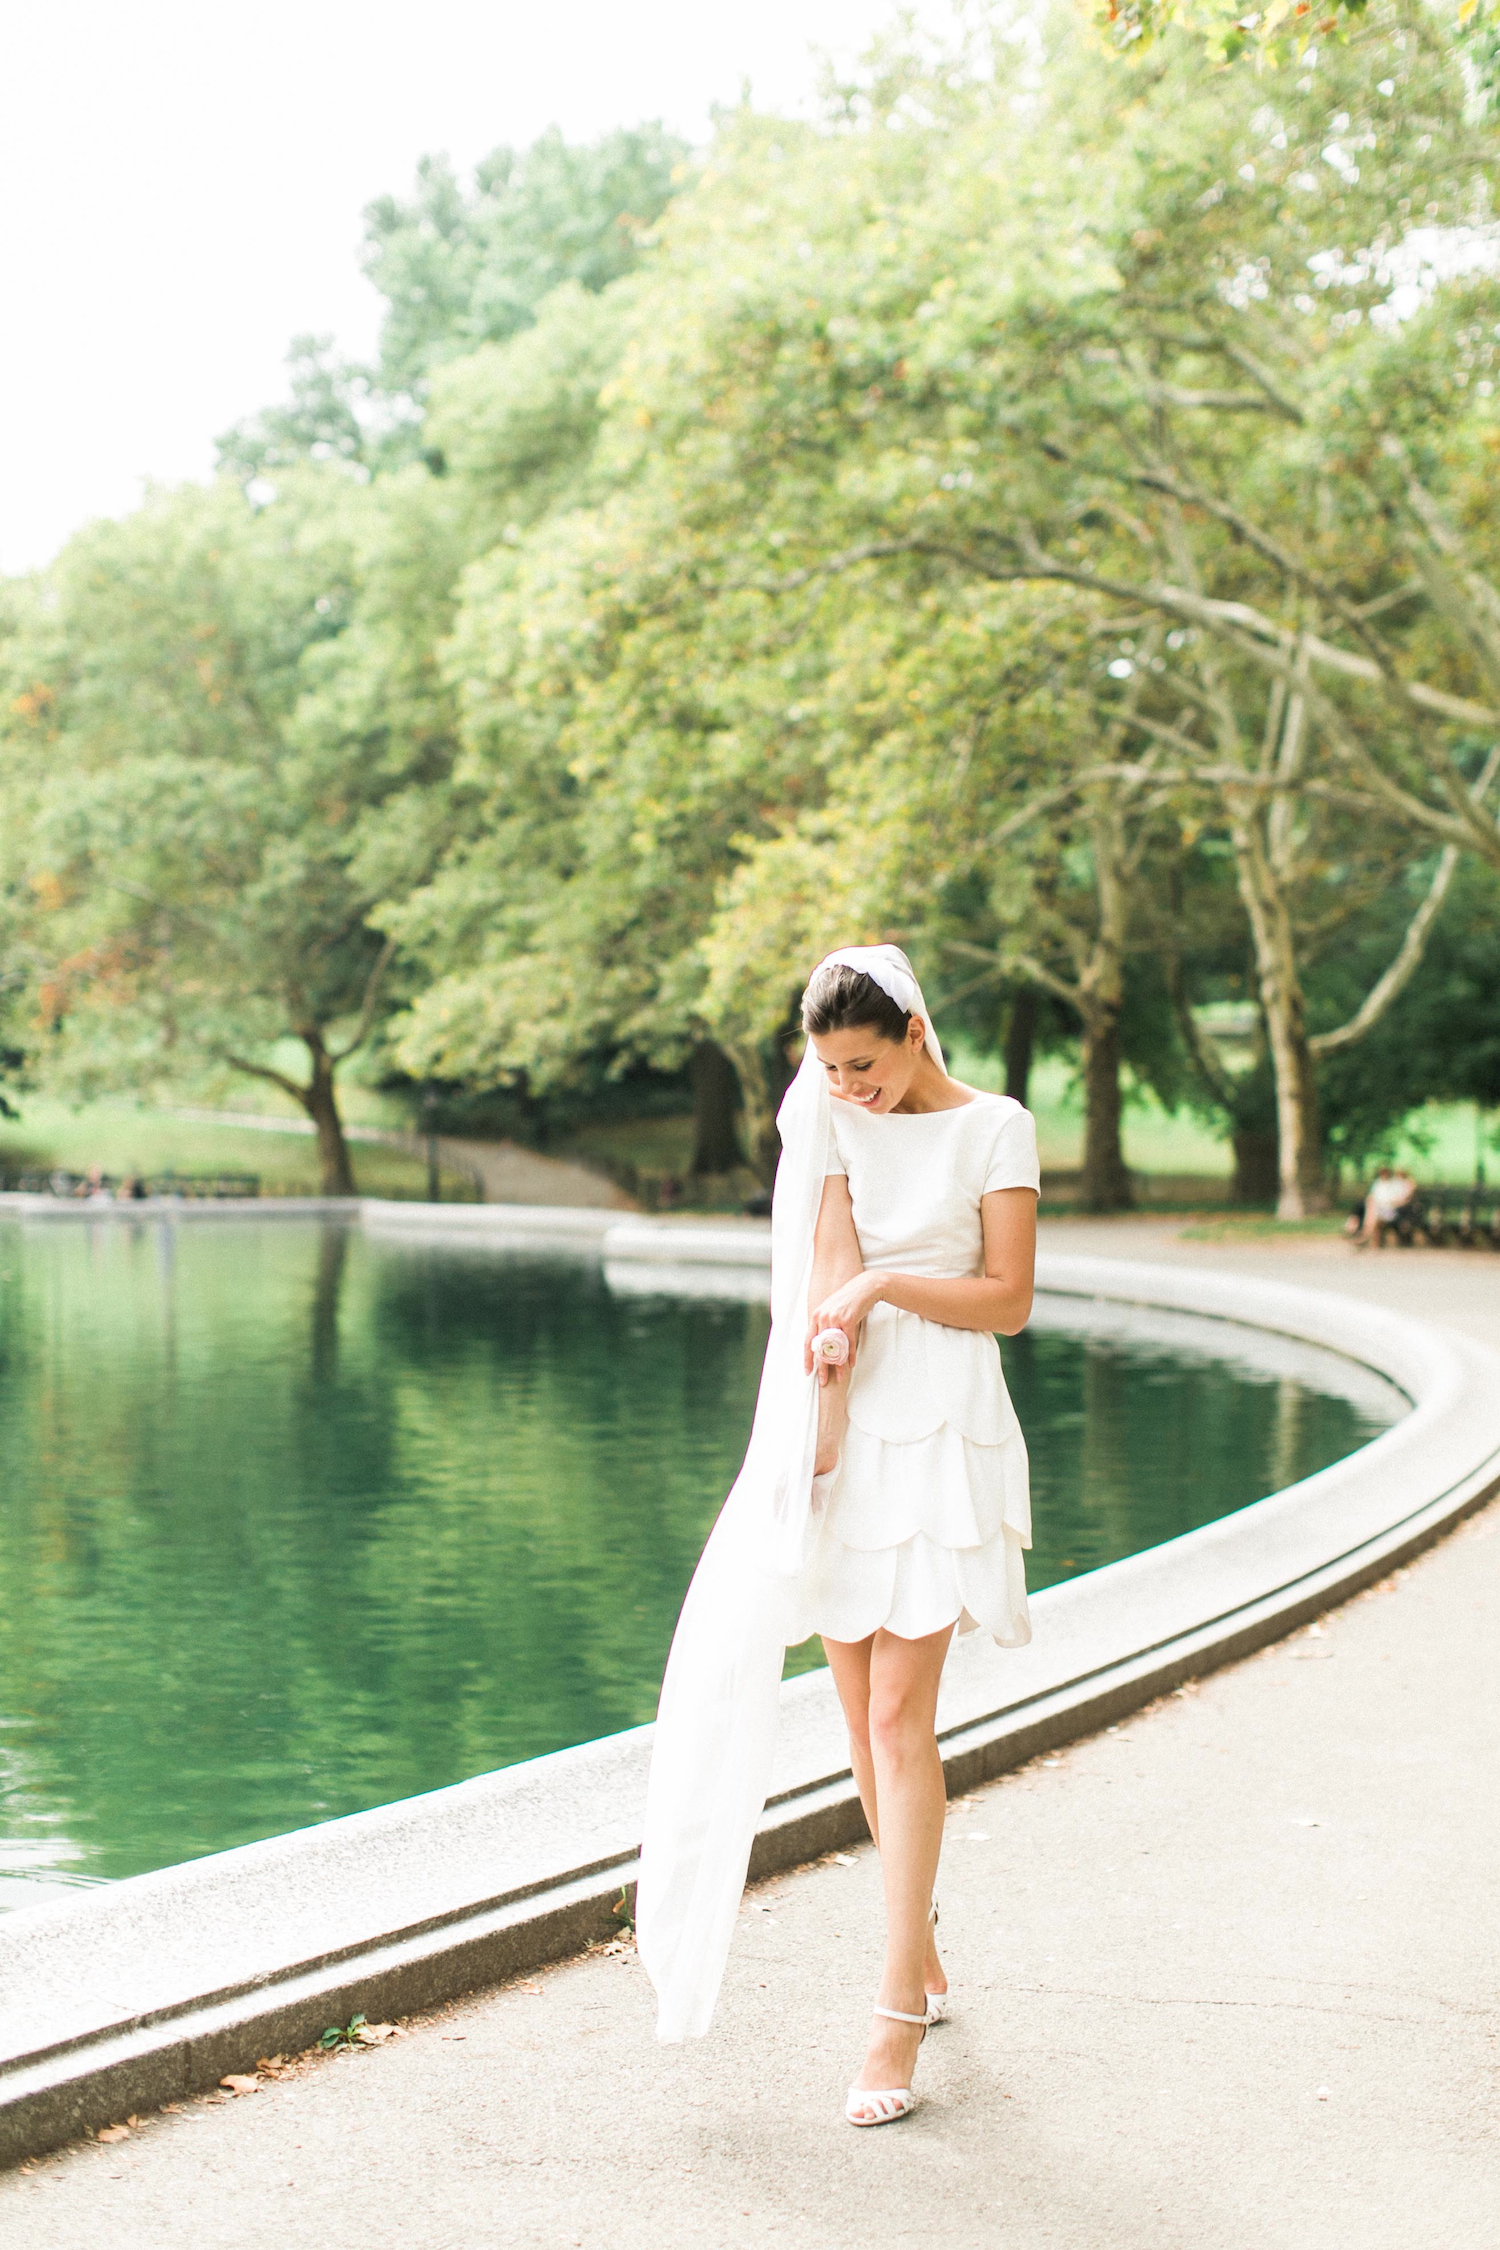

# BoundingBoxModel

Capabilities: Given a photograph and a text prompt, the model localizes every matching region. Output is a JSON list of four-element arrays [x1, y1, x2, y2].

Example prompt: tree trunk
[[1004, 988, 1038, 1106], [1229, 822, 1329, 1219], [726, 1023, 799, 1190], [1231, 1130, 1279, 1206], [1080, 1012, 1133, 1212], [1264, 999, 1326, 1219], [688, 1040, 742, 1174], [299, 1033, 357, 1196]]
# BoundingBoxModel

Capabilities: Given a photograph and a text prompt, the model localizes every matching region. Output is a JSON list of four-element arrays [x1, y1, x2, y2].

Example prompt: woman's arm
[[809, 1187, 1037, 1344], [805, 1174, 864, 1474], [804, 1174, 864, 1377]]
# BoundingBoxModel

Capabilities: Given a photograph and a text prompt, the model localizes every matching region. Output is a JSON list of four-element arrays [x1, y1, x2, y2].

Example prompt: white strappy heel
[[845, 2005, 928, 2127]]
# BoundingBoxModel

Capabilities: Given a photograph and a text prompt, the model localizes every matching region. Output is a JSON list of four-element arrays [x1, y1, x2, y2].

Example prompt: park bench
[[1, 1169, 262, 1200], [1389, 1183, 1500, 1249], [149, 1170, 261, 1200]]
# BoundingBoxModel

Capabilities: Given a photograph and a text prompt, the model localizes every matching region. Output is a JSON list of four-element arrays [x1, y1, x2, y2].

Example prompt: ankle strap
[[873, 2005, 928, 2025]]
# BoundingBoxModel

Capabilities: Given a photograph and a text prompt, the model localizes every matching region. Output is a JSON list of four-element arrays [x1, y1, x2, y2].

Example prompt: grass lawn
[[950, 1048, 1234, 1181], [0, 1096, 471, 1201], [1176, 1213, 1349, 1242]]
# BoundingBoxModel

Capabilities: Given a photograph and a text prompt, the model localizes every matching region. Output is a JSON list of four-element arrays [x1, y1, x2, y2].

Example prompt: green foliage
[[363, 123, 688, 397], [1095, 0, 1500, 91], [217, 123, 687, 486], [216, 334, 378, 483], [1316, 857, 1500, 1155], [319, 2014, 368, 2052], [0, 474, 460, 1182], [424, 282, 629, 530]]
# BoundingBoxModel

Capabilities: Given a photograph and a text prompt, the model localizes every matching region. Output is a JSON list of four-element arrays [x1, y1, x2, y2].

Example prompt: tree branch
[[216, 1052, 312, 1109], [1145, 383, 1301, 419], [945, 938, 1083, 1013], [328, 935, 398, 1064], [1307, 847, 1460, 1058]]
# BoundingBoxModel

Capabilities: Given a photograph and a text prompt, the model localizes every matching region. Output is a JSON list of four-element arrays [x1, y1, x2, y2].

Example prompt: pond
[[0, 1218, 1402, 1901]]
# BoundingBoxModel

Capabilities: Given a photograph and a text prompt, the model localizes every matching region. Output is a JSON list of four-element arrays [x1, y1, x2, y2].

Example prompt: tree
[[216, 124, 688, 488], [566, 2, 1498, 1212], [385, 496, 832, 1183], [2, 473, 455, 1192]]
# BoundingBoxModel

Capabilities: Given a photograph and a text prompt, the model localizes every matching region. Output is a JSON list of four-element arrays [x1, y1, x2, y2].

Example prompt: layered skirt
[[801, 1298, 1032, 1648]]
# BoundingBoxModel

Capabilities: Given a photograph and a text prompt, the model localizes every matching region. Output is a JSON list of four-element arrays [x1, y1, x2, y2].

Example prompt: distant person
[[116, 1171, 148, 1202], [1348, 1165, 1413, 1248]]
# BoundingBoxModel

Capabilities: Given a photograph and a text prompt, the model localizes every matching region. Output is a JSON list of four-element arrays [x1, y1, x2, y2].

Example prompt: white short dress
[[804, 1092, 1040, 1650]]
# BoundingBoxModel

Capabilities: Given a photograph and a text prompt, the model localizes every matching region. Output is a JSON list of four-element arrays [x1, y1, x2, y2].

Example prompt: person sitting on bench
[[1346, 1165, 1415, 1248]]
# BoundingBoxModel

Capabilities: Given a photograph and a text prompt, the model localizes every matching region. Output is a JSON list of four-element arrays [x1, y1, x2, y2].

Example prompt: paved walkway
[[4, 1225, 1497, 2248]]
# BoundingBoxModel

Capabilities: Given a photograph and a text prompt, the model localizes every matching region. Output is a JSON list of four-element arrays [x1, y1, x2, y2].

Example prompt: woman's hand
[[804, 1269, 887, 1381]]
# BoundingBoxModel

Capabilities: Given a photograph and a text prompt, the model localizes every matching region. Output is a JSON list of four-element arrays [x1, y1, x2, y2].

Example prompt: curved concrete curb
[[0, 1254, 1496, 2170], [0, 1192, 360, 1222]]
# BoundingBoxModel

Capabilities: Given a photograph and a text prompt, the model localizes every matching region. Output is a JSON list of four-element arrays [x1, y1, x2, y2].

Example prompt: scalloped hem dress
[[802, 1091, 1040, 1650]]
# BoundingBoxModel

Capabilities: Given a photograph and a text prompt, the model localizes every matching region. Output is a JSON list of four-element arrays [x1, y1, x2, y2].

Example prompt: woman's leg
[[824, 1622, 954, 2111], [822, 1632, 879, 1841], [823, 1630, 948, 1999]]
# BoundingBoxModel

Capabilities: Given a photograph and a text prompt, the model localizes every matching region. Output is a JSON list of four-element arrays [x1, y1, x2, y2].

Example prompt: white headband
[[813, 943, 920, 1020]]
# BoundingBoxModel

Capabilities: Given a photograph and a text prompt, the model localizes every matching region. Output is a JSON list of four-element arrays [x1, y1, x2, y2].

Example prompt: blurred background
[[2, 0, 1497, 1225]]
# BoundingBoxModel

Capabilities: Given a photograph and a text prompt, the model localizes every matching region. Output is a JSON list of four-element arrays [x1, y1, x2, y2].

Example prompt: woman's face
[[809, 1017, 925, 1114]]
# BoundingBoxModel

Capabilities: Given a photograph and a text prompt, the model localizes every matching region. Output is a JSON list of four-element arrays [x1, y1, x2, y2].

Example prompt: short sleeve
[[824, 1117, 847, 1178], [983, 1105, 1040, 1196]]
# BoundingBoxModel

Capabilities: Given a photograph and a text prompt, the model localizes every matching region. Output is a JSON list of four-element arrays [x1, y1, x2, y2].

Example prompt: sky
[[2, 1, 957, 575]]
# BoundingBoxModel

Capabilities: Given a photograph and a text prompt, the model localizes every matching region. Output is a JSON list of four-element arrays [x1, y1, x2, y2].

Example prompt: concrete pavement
[[4, 1222, 1497, 2249]]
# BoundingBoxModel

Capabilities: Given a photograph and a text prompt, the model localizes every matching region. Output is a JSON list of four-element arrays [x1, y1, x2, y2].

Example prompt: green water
[[0, 1220, 1398, 1891]]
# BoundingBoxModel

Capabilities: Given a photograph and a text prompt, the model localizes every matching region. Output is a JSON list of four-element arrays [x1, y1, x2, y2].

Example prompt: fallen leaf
[[831, 1852, 856, 1867], [126, 2115, 139, 2128], [219, 2074, 260, 2095], [97, 2125, 130, 2144], [355, 2022, 396, 2045], [517, 1983, 543, 1997]]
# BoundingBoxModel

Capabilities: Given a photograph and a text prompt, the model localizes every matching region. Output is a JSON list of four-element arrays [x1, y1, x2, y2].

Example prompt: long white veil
[[636, 945, 945, 2042]]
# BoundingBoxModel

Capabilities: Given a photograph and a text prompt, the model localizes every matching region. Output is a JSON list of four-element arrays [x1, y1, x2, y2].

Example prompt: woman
[[637, 945, 1039, 2128]]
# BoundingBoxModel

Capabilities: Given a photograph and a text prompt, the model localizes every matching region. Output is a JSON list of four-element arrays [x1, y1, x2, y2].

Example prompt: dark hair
[[801, 962, 912, 1044]]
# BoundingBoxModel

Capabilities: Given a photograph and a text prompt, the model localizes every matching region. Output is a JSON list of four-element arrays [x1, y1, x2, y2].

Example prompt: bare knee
[[867, 1689, 932, 1768]]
